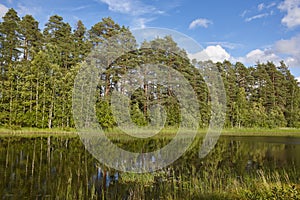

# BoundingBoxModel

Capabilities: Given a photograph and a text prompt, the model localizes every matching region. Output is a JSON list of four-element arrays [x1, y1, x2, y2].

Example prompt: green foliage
[[0, 10, 299, 130], [130, 102, 147, 127], [242, 184, 300, 200], [96, 99, 116, 129]]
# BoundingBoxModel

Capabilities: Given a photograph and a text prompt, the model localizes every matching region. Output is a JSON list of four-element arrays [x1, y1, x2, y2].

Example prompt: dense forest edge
[[1, 8, 300, 132]]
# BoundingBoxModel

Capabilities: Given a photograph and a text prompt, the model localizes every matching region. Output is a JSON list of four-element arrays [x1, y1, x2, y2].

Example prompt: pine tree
[[43, 15, 74, 69], [17, 15, 43, 127], [0, 12, 299, 130], [217, 61, 238, 127], [0, 8, 21, 127], [233, 88, 249, 128], [73, 20, 91, 64], [19, 15, 43, 61], [278, 61, 300, 127]]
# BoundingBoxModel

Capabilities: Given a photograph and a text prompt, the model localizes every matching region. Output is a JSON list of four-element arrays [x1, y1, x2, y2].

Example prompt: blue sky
[[1, 0, 300, 79]]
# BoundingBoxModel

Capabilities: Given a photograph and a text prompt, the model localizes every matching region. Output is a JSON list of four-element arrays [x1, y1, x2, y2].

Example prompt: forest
[[1, 8, 300, 130]]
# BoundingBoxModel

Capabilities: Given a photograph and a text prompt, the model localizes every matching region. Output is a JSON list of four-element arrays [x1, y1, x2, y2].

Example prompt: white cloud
[[275, 34, 300, 66], [278, 0, 300, 28], [131, 17, 154, 28], [258, 3, 265, 11], [98, 0, 164, 28], [186, 35, 300, 70], [15, 3, 41, 17], [245, 13, 269, 22], [100, 0, 131, 13], [242, 2, 276, 21], [267, 2, 277, 9], [99, 0, 163, 16], [296, 77, 300, 83], [0, 4, 9, 19], [258, 2, 276, 11], [188, 45, 230, 62], [71, 5, 91, 11], [241, 10, 249, 18], [205, 42, 243, 50], [275, 34, 300, 55], [189, 18, 213, 29], [188, 38, 300, 69], [284, 57, 299, 66], [233, 34, 300, 68], [235, 34, 300, 68], [240, 49, 281, 64]]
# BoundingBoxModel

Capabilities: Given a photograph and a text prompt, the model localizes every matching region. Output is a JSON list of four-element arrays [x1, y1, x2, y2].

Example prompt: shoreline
[[0, 127, 299, 138]]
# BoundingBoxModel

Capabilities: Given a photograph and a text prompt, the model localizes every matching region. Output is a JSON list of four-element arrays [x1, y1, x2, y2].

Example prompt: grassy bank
[[0, 127, 299, 138], [119, 169, 300, 200], [221, 127, 300, 137], [0, 127, 78, 138]]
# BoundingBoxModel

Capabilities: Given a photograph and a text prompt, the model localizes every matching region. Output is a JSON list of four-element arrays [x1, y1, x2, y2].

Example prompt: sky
[[0, 0, 300, 80]]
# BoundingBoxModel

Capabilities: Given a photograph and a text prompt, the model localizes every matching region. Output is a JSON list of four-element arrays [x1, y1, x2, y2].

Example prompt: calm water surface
[[1, 135, 300, 199]]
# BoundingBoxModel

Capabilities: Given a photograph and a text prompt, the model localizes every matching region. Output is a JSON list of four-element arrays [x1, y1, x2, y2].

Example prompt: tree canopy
[[0, 9, 299, 130]]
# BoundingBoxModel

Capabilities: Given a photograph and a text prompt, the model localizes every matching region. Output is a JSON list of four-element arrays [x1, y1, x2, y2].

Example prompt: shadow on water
[[0, 135, 300, 199]]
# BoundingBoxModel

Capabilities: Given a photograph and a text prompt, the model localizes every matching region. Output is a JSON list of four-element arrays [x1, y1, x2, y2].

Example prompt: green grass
[[119, 168, 300, 200], [0, 127, 78, 138], [221, 127, 300, 137], [0, 127, 299, 138]]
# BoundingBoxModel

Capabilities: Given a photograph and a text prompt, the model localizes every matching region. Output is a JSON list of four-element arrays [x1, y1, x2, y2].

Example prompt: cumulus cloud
[[189, 18, 213, 29], [296, 77, 300, 83], [275, 34, 300, 55], [234, 34, 300, 67], [278, 0, 300, 28], [240, 49, 281, 64], [275, 34, 300, 66], [235, 36, 300, 68], [188, 45, 230, 62], [188, 40, 300, 69], [0, 4, 9, 19], [186, 35, 300, 69]]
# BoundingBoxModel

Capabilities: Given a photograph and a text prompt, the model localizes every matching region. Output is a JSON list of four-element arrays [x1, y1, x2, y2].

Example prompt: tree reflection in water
[[0, 136, 300, 199]]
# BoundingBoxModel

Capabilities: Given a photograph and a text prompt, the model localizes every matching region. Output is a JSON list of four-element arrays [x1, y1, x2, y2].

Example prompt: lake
[[1, 135, 300, 199]]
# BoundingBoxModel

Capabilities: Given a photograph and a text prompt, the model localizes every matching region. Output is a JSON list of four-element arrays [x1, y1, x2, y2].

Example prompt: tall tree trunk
[[30, 80, 33, 113], [144, 83, 148, 115], [24, 39, 28, 61], [48, 87, 55, 129], [42, 80, 46, 128], [105, 76, 110, 96], [35, 78, 39, 127], [9, 80, 13, 127]]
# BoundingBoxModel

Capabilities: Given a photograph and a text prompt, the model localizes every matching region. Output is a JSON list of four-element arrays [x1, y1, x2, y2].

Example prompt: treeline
[[0, 8, 299, 130]]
